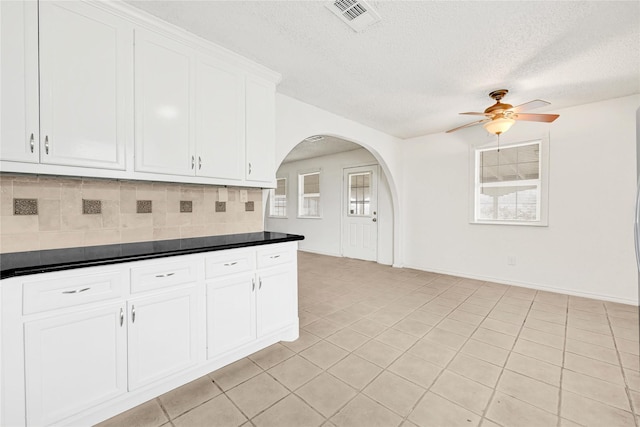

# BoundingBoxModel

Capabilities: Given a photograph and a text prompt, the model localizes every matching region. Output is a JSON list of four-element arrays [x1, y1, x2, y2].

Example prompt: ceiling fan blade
[[512, 113, 559, 123], [509, 99, 550, 113], [446, 118, 490, 133], [460, 112, 492, 116]]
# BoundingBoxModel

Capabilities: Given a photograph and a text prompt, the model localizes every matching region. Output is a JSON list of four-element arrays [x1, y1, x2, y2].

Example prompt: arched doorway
[[265, 135, 397, 265]]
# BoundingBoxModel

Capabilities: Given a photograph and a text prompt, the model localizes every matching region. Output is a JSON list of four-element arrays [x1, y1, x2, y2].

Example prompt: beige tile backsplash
[[0, 174, 264, 254]]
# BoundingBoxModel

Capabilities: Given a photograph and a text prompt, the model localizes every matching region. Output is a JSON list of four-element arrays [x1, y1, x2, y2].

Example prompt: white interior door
[[342, 165, 378, 261]]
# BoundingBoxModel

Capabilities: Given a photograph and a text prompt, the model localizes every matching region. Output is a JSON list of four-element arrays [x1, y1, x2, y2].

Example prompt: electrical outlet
[[507, 256, 516, 266]]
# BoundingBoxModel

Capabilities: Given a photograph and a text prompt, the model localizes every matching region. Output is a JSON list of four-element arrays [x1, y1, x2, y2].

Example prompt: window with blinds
[[298, 172, 320, 217], [268, 178, 287, 217], [475, 140, 542, 222]]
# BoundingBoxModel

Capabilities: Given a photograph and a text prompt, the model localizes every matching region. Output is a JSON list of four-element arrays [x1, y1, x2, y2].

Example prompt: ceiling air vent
[[326, 0, 381, 33], [304, 135, 325, 142]]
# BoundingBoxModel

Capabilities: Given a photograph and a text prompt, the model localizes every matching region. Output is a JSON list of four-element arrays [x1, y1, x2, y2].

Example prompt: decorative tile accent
[[14, 198, 38, 215], [82, 199, 102, 215], [136, 200, 152, 214], [180, 200, 193, 213], [215, 201, 226, 213], [245, 201, 255, 212]]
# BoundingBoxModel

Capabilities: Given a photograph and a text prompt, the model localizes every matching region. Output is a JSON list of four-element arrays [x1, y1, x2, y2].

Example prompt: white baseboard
[[403, 264, 639, 306], [298, 247, 341, 257]]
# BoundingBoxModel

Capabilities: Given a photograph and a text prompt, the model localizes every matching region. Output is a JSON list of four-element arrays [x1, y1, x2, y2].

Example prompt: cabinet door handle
[[120, 308, 124, 327], [44, 135, 50, 155], [62, 287, 90, 294], [155, 272, 175, 278], [270, 255, 281, 259], [198, 156, 202, 170], [259, 278, 262, 289], [131, 305, 136, 323], [29, 133, 35, 153], [191, 155, 195, 169], [248, 162, 252, 175], [252, 278, 255, 292], [224, 261, 238, 266]]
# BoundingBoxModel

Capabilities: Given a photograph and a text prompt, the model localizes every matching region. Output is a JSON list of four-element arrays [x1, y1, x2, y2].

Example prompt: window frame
[[298, 170, 322, 219], [268, 177, 288, 218], [469, 136, 550, 226]]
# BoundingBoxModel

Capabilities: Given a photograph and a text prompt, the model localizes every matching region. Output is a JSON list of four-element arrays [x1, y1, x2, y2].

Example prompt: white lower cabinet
[[127, 286, 199, 390], [24, 304, 127, 427], [257, 265, 296, 337], [1, 242, 299, 426], [206, 245, 298, 359], [206, 273, 256, 358]]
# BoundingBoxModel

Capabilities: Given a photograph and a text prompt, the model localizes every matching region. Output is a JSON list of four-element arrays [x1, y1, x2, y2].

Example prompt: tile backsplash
[[0, 174, 263, 254]]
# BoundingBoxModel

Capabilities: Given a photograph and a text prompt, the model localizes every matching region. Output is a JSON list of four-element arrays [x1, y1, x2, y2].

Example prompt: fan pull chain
[[497, 133, 501, 152]]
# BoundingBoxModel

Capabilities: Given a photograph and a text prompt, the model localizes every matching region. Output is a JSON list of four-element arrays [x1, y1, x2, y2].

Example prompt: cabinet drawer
[[205, 249, 255, 278], [131, 259, 198, 294], [23, 270, 124, 315], [257, 245, 294, 268]]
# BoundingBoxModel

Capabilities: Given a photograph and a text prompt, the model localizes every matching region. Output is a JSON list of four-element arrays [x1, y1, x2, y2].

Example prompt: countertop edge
[[0, 232, 304, 280]]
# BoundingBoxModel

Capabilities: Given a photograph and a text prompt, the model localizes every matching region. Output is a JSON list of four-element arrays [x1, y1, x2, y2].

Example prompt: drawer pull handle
[[224, 261, 238, 266], [120, 308, 124, 327], [259, 278, 262, 289], [131, 305, 136, 323], [155, 272, 176, 278], [62, 287, 90, 294], [270, 255, 281, 259], [252, 278, 255, 291], [29, 133, 35, 153]]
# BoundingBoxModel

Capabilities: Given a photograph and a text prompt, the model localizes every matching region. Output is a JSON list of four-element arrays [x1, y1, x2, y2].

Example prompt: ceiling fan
[[446, 89, 559, 135]]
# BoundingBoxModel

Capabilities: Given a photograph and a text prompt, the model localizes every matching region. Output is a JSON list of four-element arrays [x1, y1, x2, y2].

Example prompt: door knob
[[372, 218, 377, 222]]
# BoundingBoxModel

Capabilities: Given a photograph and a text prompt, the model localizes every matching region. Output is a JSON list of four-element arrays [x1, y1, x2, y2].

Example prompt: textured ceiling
[[126, 1, 640, 139], [281, 136, 362, 164]]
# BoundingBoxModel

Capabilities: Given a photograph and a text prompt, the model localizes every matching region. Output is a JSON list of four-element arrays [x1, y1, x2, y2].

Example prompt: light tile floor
[[98, 252, 640, 427]]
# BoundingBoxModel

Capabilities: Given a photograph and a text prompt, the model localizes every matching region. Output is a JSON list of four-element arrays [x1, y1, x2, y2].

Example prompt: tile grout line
[[391, 278, 508, 426], [603, 302, 640, 427], [478, 288, 540, 426], [556, 294, 569, 427], [302, 275, 452, 424]]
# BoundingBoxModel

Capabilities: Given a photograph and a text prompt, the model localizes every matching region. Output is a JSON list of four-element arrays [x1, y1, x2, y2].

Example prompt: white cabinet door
[[38, 1, 130, 170], [128, 286, 199, 390], [135, 29, 195, 176], [257, 266, 296, 337], [24, 304, 127, 426], [0, 0, 39, 163], [196, 56, 244, 180], [206, 273, 256, 358], [245, 76, 276, 183]]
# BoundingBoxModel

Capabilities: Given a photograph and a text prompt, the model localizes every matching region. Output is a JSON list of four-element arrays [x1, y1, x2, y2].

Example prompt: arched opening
[[265, 134, 398, 266]]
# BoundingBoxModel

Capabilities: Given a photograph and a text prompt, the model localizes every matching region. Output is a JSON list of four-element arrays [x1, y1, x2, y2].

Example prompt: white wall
[[401, 94, 640, 304], [265, 148, 394, 265], [275, 94, 404, 266]]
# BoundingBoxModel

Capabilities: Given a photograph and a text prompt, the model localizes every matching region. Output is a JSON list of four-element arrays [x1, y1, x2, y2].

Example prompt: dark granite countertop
[[0, 232, 304, 279]]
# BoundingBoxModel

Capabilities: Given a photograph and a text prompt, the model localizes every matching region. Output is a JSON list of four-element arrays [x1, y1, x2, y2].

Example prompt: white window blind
[[475, 141, 542, 222], [269, 178, 287, 217], [298, 172, 320, 217]]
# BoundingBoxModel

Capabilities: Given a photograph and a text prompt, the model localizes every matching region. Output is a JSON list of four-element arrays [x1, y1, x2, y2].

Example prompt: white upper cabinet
[[134, 29, 195, 176], [195, 56, 245, 180], [245, 76, 276, 183], [0, 1, 278, 187], [38, 1, 130, 170], [1, 0, 40, 163], [1, 1, 130, 170]]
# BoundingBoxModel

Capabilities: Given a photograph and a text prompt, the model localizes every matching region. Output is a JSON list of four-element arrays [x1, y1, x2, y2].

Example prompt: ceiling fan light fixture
[[483, 117, 515, 135]]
